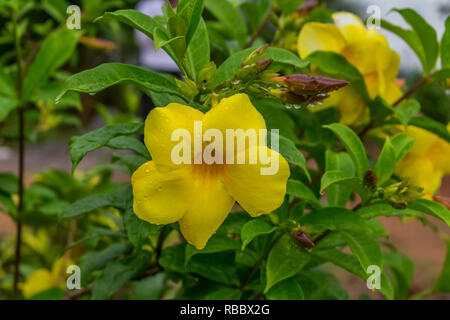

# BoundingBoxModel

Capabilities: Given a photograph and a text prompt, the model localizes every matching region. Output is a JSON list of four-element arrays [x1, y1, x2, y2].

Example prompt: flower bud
[[198, 61, 216, 87], [363, 169, 378, 190], [269, 88, 329, 104], [294, 0, 319, 17], [292, 229, 314, 249], [271, 74, 349, 95], [241, 44, 269, 66]]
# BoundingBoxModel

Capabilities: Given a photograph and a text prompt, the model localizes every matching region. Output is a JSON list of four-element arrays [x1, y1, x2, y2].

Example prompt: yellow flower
[[297, 12, 402, 125], [395, 125, 450, 195], [131, 94, 290, 249], [22, 257, 73, 299]]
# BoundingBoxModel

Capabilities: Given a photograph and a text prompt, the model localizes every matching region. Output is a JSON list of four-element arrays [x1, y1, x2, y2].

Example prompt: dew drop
[[55, 99, 60, 105], [89, 92, 95, 96]]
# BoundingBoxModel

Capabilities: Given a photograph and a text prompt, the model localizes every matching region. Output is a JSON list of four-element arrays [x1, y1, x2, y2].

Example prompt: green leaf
[[61, 184, 131, 219], [204, 287, 241, 300], [80, 242, 132, 286], [286, 179, 321, 208], [106, 136, 150, 159], [307, 51, 369, 100], [130, 273, 165, 300], [153, 30, 184, 52], [276, 134, 310, 181], [0, 66, 16, 98], [0, 173, 18, 194], [265, 235, 311, 292], [390, 133, 415, 163], [408, 199, 450, 226], [320, 170, 356, 195], [185, 234, 240, 265], [205, 0, 247, 47], [340, 230, 383, 270], [124, 209, 162, 248], [357, 203, 422, 219], [266, 277, 304, 300], [442, 17, 450, 69], [273, 0, 304, 15], [167, 16, 187, 58], [69, 122, 143, 171], [392, 8, 439, 74], [91, 252, 152, 299], [301, 207, 360, 231], [240, 219, 276, 251], [97, 10, 179, 64], [159, 244, 186, 273], [312, 248, 365, 278], [395, 99, 421, 127], [299, 270, 350, 300], [58, 63, 184, 103], [434, 239, 450, 293], [409, 116, 450, 143], [23, 28, 79, 100], [185, 18, 210, 81], [183, 0, 205, 46], [384, 252, 414, 299], [214, 47, 309, 85], [368, 96, 394, 125], [187, 251, 237, 284], [324, 151, 355, 207], [374, 137, 396, 185], [323, 123, 369, 178], [380, 273, 395, 300], [381, 19, 426, 72]]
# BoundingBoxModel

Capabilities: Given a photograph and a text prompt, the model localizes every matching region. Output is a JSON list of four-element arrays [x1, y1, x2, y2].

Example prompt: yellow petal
[[132, 161, 191, 224], [144, 103, 204, 168], [178, 176, 235, 249], [223, 145, 290, 217], [51, 257, 74, 286], [297, 22, 346, 59], [405, 126, 437, 156], [204, 93, 266, 139], [332, 12, 366, 44], [22, 269, 55, 299], [428, 137, 450, 175], [395, 155, 442, 194]]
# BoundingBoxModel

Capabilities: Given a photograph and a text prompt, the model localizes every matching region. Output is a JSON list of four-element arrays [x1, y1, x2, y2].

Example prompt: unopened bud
[[270, 88, 329, 104], [292, 229, 315, 249], [175, 78, 198, 100], [198, 61, 217, 87], [242, 44, 269, 66], [271, 74, 349, 95], [363, 169, 378, 190], [294, 0, 319, 17]]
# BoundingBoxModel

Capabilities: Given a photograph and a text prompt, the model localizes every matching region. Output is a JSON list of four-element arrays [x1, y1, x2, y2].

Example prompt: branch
[[245, 8, 273, 49]]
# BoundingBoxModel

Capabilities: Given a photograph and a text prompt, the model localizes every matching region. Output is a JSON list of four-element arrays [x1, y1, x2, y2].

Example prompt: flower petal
[[223, 145, 290, 217], [297, 22, 346, 59], [332, 12, 366, 44], [144, 103, 204, 168], [132, 161, 191, 224], [22, 269, 54, 299], [204, 93, 266, 137], [395, 155, 442, 195], [178, 178, 235, 249]]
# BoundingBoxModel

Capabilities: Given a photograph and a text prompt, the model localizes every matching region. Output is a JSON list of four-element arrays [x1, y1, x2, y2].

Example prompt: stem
[[12, 11, 25, 300], [239, 232, 283, 291], [245, 7, 273, 49], [393, 76, 428, 107]]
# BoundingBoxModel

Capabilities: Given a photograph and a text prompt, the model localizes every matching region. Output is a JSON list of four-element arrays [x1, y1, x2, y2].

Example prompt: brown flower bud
[[363, 169, 378, 190], [270, 88, 329, 104], [271, 74, 349, 95], [294, 0, 319, 17], [292, 229, 315, 249], [241, 44, 269, 66]]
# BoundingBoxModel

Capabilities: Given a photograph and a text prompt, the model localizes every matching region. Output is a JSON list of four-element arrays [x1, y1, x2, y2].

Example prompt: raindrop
[[89, 92, 95, 96], [55, 99, 60, 105]]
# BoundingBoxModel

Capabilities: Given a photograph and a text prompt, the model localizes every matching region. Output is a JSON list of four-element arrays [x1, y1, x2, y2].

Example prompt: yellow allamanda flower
[[395, 125, 450, 195], [22, 257, 73, 299], [297, 12, 402, 125], [131, 94, 290, 249]]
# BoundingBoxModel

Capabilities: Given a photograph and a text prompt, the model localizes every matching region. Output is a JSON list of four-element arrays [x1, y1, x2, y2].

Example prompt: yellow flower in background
[[395, 125, 450, 195], [22, 257, 73, 299], [131, 94, 290, 249], [297, 12, 402, 125]]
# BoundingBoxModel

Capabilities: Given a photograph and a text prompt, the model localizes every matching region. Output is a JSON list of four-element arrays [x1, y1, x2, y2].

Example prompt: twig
[[245, 8, 273, 49], [12, 11, 25, 300], [239, 232, 282, 291], [393, 76, 428, 106]]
